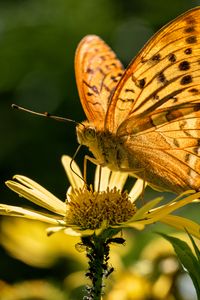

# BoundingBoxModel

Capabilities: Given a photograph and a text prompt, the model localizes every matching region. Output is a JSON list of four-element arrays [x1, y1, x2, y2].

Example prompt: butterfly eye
[[85, 127, 96, 140]]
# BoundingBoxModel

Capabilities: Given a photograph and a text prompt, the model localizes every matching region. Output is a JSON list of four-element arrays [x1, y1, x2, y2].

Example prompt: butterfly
[[75, 7, 200, 194]]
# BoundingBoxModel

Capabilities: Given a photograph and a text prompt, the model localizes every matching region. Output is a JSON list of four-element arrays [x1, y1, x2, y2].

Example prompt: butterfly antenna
[[12, 104, 86, 183], [11, 104, 85, 126], [70, 144, 88, 186]]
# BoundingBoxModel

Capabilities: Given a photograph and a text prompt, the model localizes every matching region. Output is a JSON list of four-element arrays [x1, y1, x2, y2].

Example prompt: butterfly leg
[[117, 166, 147, 201], [96, 165, 102, 192], [140, 169, 146, 204], [83, 155, 103, 184]]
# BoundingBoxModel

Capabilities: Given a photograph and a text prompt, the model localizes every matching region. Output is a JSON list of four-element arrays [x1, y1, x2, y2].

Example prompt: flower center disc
[[66, 187, 137, 230]]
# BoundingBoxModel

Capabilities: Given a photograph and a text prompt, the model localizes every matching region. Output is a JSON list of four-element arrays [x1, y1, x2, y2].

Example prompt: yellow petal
[[161, 215, 200, 239], [46, 226, 66, 236], [13, 175, 61, 199], [94, 166, 111, 191], [6, 179, 66, 215], [0, 204, 64, 225], [61, 155, 84, 190], [168, 190, 197, 203], [128, 197, 163, 222], [147, 192, 200, 222], [108, 171, 128, 190], [64, 228, 82, 236], [123, 222, 145, 230], [129, 179, 146, 203]]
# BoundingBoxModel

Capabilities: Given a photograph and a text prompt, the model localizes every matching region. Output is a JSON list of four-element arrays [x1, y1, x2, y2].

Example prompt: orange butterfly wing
[[105, 7, 200, 135], [75, 35, 124, 127], [103, 7, 200, 192]]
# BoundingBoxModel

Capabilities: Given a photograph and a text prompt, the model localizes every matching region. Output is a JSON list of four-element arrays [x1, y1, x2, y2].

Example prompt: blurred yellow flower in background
[[0, 279, 67, 300], [104, 233, 198, 300], [0, 218, 85, 268]]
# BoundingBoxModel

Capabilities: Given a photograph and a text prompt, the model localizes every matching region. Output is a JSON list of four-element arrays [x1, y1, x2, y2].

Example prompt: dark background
[[0, 0, 200, 299]]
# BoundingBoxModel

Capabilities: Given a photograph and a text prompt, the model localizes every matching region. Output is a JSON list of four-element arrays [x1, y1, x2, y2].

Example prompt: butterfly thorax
[[76, 121, 130, 170]]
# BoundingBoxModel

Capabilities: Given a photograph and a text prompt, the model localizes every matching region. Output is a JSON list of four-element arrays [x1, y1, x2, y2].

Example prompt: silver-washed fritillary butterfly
[[75, 7, 200, 194]]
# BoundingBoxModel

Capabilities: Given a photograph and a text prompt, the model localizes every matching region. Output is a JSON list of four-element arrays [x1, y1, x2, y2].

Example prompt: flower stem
[[81, 229, 125, 300]]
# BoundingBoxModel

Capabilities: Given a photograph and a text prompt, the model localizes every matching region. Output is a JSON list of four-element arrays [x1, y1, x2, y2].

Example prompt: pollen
[[65, 187, 137, 230]]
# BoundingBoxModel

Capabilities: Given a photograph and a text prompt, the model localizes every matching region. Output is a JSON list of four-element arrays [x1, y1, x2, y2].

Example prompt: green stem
[[92, 235, 105, 300], [81, 229, 124, 300]]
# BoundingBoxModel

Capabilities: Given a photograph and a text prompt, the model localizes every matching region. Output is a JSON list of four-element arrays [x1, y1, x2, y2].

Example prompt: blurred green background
[[0, 0, 200, 299]]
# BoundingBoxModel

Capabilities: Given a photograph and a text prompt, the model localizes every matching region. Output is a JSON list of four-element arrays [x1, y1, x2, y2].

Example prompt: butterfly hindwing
[[120, 112, 200, 192], [156, 110, 200, 182]]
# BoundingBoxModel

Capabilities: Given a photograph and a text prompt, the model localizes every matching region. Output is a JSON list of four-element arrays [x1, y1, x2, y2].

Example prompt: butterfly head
[[76, 121, 97, 147]]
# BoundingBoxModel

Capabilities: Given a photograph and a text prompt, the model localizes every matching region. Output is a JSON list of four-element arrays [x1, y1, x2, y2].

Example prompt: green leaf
[[159, 232, 200, 300], [187, 231, 200, 263]]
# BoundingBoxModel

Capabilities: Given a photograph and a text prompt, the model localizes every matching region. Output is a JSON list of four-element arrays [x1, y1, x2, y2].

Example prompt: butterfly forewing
[[105, 7, 200, 134], [75, 35, 124, 127]]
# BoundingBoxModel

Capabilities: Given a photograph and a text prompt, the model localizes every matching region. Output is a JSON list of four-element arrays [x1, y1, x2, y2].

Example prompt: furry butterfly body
[[75, 7, 200, 194]]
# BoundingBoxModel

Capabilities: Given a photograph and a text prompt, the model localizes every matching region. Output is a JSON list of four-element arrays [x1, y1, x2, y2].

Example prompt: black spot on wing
[[125, 88, 135, 93], [151, 53, 161, 62], [185, 36, 197, 44], [157, 72, 167, 84], [189, 88, 199, 94], [86, 67, 94, 74], [184, 26, 195, 33], [178, 61, 190, 71], [184, 48, 192, 55], [180, 75, 192, 85], [174, 139, 180, 147], [138, 78, 146, 88], [185, 16, 196, 25], [168, 53, 176, 63]]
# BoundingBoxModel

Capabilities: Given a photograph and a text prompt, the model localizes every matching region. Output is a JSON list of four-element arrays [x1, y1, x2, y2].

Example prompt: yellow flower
[[1, 155, 200, 238], [0, 279, 66, 300], [0, 218, 86, 268], [105, 272, 151, 300]]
